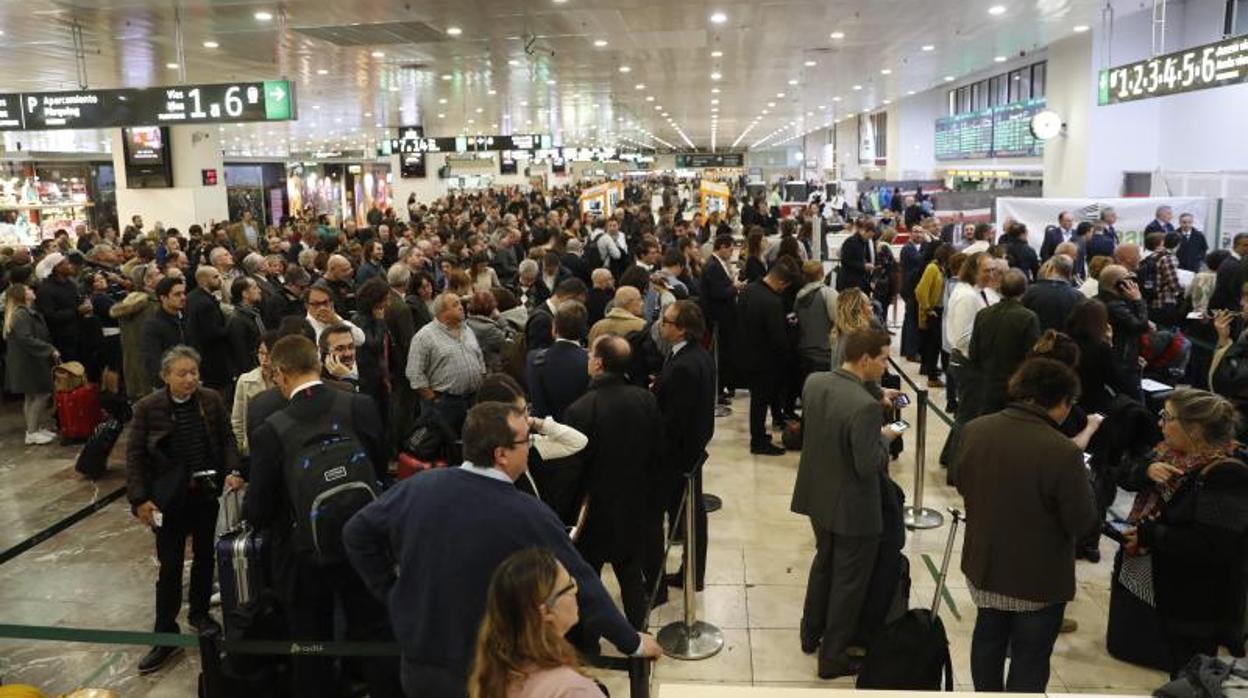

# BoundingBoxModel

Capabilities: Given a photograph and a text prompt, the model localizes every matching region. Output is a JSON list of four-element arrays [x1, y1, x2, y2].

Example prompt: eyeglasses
[[1159, 409, 1176, 423], [544, 578, 578, 607]]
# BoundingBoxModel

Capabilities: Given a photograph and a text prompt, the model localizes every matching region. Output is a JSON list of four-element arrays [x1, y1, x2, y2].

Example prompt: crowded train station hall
[[0, 0, 1245, 696]]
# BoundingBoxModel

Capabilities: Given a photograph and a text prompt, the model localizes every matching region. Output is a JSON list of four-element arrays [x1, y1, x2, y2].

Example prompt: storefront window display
[[346, 163, 393, 228], [286, 163, 345, 224], [226, 163, 288, 227], [0, 161, 110, 244]]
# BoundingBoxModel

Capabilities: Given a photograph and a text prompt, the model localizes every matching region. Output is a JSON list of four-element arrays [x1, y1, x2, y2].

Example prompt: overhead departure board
[[675, 153, 745, 168], [1099, 34, 1248, 105], [935, 98, 1044, 160], [0, 80, 296, 131], [992, 99, 1045, 157]]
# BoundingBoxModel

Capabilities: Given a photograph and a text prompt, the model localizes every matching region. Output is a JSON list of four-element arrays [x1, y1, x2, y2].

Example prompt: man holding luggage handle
[[125, 345, 242, 675]]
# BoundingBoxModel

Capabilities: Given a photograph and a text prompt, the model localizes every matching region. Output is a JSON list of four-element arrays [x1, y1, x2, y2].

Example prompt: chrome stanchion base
[[702, 494, 722, 513], [657, 620, 725, 660], [904, 506, 945, 530], [714, 405, 733, 418]]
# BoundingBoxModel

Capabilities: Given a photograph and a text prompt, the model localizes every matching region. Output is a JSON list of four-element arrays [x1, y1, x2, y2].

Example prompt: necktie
[[980, 290, 990, 306]]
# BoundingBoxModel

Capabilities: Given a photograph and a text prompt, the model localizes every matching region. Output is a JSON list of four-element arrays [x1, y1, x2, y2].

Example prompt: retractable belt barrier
[[888, 358, 945, 531]]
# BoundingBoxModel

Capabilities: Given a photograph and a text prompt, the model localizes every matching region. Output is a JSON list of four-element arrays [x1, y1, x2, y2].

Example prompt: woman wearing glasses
[[469, 548, 606, 698], [1108, 388, 1248, 674]]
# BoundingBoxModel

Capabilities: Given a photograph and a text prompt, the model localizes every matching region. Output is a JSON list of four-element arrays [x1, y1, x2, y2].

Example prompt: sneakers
[[137, 645, 183, 674], [24, 431, 54, 445]]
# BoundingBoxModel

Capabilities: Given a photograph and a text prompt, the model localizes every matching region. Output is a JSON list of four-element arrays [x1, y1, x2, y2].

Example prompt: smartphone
[[893, 394, 911, 408], [888, 419, 910, 433], [152, 511, 164, 529]]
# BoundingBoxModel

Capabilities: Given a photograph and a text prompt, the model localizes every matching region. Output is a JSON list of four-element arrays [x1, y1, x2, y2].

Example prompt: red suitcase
[[55, 384, 104, 441], [396, 452, 448, 480]]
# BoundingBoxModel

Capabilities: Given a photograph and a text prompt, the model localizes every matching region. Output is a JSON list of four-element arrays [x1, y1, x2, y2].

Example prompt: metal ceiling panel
[[294, 21, 449, 47]]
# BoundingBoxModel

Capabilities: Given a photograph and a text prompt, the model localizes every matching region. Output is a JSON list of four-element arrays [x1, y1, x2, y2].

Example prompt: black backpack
[[268, 391, 379, 565], [583, 232, 606, 270], [1138, 253, 1160, 303]]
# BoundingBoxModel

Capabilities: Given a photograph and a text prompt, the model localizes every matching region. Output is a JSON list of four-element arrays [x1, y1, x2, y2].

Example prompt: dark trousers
[[400, 661, 464, 698], [584, 550, 649, 631], [919, 311, 945, 378], [971, 603, 1066, 692], [747, 371, 781, 447], [289, 560, 403, 698], [421, 393, 473, 437], [800, 526, 880, 673], [153, 493, 218, 633]]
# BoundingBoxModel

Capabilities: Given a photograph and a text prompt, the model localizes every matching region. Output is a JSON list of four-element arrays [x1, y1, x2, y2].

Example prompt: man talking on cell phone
[[791, 328, 904, 679]]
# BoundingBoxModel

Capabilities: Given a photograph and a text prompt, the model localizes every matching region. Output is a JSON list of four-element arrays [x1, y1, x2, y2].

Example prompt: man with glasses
[[304, 280, 365, 346], [344, 401, 662, 697]]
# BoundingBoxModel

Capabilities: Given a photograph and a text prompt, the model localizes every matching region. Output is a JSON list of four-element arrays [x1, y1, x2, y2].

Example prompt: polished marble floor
[[0, 346, 1173, 696]]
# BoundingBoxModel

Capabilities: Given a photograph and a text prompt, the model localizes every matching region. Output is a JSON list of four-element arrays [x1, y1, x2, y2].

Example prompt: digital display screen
[[675, 153, 745, 168], [400, 152, 426, 178], [500, 152, 518, 174], [935, 98, 1044, 160], [1099, 35, 1248, 105], [1, 80, 295, 131], [124, 126, 166, 165]]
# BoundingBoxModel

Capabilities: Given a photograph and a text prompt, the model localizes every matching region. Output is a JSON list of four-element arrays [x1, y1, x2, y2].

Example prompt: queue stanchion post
[[902, 387, 944, 530], [657, 471, 724, 660]]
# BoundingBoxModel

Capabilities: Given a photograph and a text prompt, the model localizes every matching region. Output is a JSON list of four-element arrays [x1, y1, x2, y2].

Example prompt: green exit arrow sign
[[263, 79, 294, 120]]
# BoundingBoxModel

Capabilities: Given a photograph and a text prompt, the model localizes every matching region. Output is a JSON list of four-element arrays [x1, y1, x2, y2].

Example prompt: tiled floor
[[0, 344, 1173, 696]]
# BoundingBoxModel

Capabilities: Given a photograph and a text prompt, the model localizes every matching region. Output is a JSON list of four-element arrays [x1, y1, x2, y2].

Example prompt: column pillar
[[113, 125, 227, 232]]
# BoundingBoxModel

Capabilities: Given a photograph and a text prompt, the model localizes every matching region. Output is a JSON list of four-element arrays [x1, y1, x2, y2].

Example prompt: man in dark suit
[[791, 328, 903, 678], [1209, 234, 1248, 312], [836, 219, 876, 294], [1100, 207, 1120, 245], [1174, 213, 1209, 273], [525, 277, 587, 352], [185, 266, 231, 390], [653, 301, 716, 594], [1039, 211, 1075, 262], [700, 235, 740, 403], [527, 302, 589, 422], [940, 212, 965, 244], [243, 335, 401, 698], [898, 229, 927, 360], [969, 269, 1042, 415], [562, 335, 664, 648], [736, 257, 802, 454], [562, 238, 592, 285], [1143, 205, 1175, 235], [1021, 254, 1082, 332]]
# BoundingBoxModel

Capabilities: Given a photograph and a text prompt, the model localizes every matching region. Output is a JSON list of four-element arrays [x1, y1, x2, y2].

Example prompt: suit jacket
[[956, 403, 1097, 603], [562, 373, 664, 559], [1144, 220, 1175, 235], [837, 233, 873, 292], [968, 298, 1041, 414], [226, 304, 263, 379], [527, 340, 589, 421], [1021, 278, 1082, 332], [653, 342, 715, 475], [699, 255, 737, 327], [734, 280, 788, 374], [562, 253, 591, 285], [791, 369, 890, 535], [525, 299, 558, 351], [186, 287, 230, 387], [1039, 226, 1071, 262], [1175, 229, 1208, 273]]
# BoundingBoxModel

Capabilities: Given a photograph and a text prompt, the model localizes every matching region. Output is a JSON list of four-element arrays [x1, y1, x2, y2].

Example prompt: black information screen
[[675, 153, 744, 168], [1099, 34, 1248, 105], [3, 80, 295, 131]]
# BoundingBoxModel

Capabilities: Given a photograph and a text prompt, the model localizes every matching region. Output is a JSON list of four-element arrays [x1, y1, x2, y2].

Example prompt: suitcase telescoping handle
[[930, 508, 964, 618]]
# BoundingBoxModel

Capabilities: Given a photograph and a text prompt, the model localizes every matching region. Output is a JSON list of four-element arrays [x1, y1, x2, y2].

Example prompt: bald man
[[1113, 243, 1142, 273], [324, 253, 357, 317], [588, 286, 647, 345], [1095, 263, 1148, 399]]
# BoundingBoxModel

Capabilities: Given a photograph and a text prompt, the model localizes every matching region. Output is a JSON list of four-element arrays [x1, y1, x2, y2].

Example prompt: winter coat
[[4, 306, 56, 395], [111, 291, 159, 399]]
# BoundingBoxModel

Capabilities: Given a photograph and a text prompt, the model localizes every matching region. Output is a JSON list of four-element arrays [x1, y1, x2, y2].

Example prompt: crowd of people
[[1, 181, 1245, 697]]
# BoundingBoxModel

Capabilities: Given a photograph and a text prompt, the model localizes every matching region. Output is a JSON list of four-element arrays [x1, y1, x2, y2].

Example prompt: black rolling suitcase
[[73, 418, 123, 480], [856, 508, 962, 690]]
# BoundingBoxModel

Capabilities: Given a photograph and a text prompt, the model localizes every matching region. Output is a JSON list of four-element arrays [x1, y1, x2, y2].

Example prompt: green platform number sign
[[263, 80, 292, 121]]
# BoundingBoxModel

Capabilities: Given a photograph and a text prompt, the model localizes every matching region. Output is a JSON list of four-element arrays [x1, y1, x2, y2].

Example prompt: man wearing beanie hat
[[36, 251, 91, 363]]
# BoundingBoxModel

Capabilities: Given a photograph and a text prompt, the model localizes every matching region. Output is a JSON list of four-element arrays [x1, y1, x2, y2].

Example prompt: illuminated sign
[[675, 153, 745, 168], [935, 98, 1045, 160], [0, 80, 296, 131], [1099, 34, 1248, 105]]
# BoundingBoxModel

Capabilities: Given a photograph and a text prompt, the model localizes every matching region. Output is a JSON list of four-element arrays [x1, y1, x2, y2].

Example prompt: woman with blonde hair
[[830, 288, 882, 367], [4, 283, 59, 444], [469, 548, 605, 698]]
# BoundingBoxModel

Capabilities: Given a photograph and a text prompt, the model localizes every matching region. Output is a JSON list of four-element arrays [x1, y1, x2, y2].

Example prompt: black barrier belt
[[0, 486, 127, 566], [928, 402, 956, 429], [887, 357, 924, 394]]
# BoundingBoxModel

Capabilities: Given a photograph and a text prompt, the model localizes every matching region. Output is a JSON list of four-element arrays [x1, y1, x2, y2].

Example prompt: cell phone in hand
[[152, 511, 164, 529], [888, 419, 910, 433], [893, 394, 911, 408]]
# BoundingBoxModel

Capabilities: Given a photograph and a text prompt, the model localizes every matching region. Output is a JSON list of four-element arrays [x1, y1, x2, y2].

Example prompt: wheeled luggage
[[214, 490, 267, 621], [55, 383, 104, 441], [856, 508, 962, 690], [73, 418, 123, 479]]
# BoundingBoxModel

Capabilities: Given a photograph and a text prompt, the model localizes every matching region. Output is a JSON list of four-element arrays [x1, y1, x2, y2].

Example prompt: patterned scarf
[[1127, 441, 1239, 524]]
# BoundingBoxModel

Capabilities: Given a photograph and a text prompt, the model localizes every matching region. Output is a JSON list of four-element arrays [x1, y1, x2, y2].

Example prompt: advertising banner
[[994, 196, 1214, 250]]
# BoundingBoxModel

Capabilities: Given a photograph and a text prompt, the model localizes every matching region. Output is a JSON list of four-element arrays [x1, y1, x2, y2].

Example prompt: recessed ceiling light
[[635, 83, 645, 90], [547, 79, 556, 84], [711, 72, 722, 80], [761, 109, 769, 115], [994, 55, 1007, 62], [441, 73, 452, 80], [371, 51, 385, 58], [882, 99, 891, 104], [907, 90, 916, 95], [508, 59, 521, 66], [988, 5, 1006, 15], [830, 31, 845, 40], [944, 75, 955, 82], [776, 92, 785, 97], [317, 68, 329, 75], [312, 105, 321, 110], [711, 50, 723, 58], [767, 101, 776, 107], [446, 26, 463, 36], [921, 45, 935, 51], [487, 89, 497, 95], [520, 100, 529, 106], [1073, 24, 1089, 32], [881, 68, 892, 75], [166, 62, 179, 69], [594, 39, 608, 47], [804, 60, 817, 67], [818, 104, 827, 109], [364, 112, 372, 117], [389, 85, 400, 92], [710, 11, 727, 23], [852, 84, 862, 90], [645, 95, 655, 101], [438, 113, 446, 118], [254, 10, 273, 21], [202, 40, 219, 48], [475, 107, 484, 113]]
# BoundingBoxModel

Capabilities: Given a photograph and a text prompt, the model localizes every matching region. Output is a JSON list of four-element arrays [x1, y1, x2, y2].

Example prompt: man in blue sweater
[[344, 401, 661, 697]]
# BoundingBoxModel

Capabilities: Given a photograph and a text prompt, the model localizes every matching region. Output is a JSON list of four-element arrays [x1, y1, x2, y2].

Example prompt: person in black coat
[[140, 277, 189, 390], [736, 257, 801, 454], [1022, 255, 1083, 332], [1039, 212, 1076, 262], [1001, 221, 1040, 281], [1173, 213, 1209, 273], [562, 335, 664, 646], [525, 278, 587, 352], [242, 335, 400, 698], [1207, 234, 1248, 312], [836, 221, 876, 294], [226, 277, 265, 380], [898, 231, 926, 359], [701, 235, 740, 399], [35, 253, 87, 362], [526, 302, 590, 422], [1096, 265, 1150, 400], [653, 301, 715, 593], [562, 239, 592, 286], [185, 267, 231, 390]]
